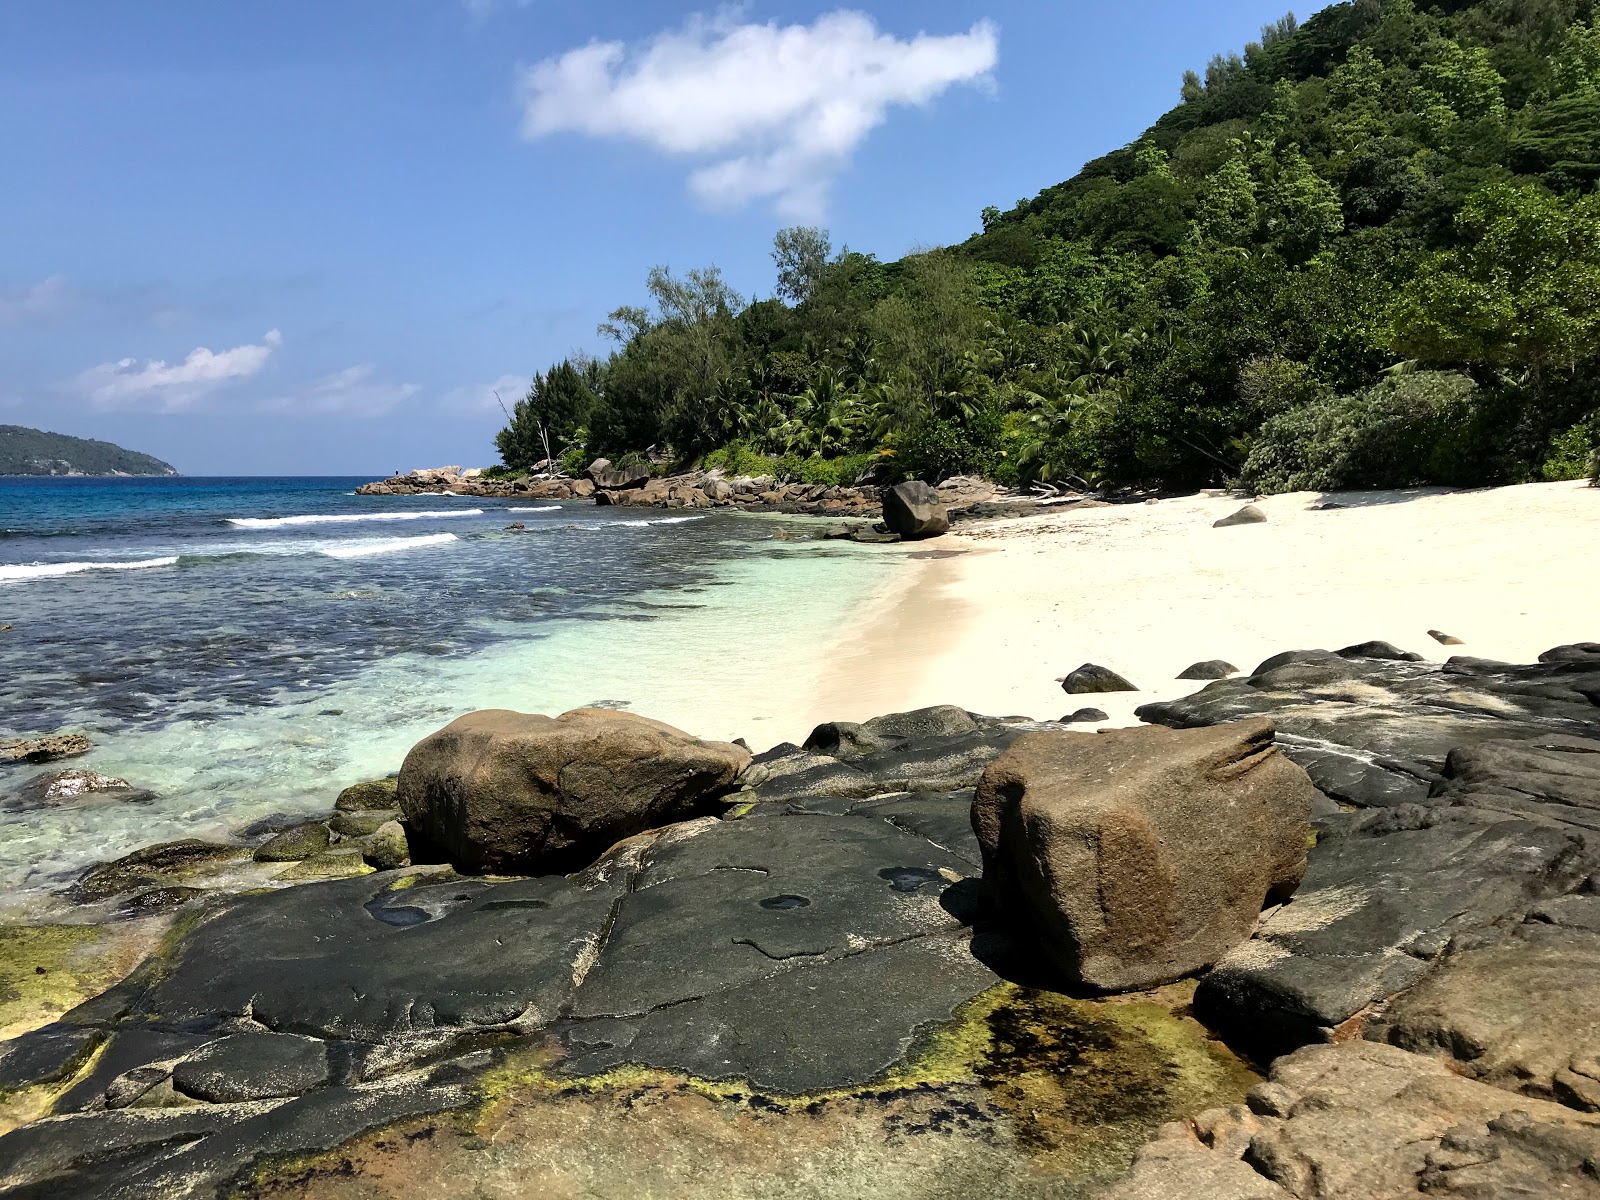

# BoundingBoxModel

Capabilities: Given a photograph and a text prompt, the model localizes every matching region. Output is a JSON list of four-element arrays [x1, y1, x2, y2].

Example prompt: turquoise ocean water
[[0, 477, 895, 908]]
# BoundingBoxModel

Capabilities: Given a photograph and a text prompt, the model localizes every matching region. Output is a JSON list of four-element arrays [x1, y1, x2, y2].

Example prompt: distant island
[[0, 424, 178, 477]]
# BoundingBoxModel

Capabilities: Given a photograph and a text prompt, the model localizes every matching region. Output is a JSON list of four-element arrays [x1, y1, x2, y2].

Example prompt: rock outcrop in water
[[0, 734, 92, 766], [973, 719, 1315, 991], [2, 643, 1598, 1198]]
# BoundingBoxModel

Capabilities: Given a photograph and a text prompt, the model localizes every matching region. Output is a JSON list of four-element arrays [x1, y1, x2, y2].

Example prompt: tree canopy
[[500, 0, 1600, 490]]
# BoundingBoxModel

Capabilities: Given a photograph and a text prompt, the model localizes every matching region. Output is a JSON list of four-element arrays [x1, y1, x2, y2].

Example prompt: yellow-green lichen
[[0, 925, 134, 1040], [473, 981, 1256, 1154]]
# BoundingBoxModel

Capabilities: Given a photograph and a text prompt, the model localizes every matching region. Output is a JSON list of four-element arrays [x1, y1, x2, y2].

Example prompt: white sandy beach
[[788, 480, 1596, 742]]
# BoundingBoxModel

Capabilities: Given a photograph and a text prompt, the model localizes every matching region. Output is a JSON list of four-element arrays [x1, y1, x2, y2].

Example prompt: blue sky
[[2, 0, 1282, 474]]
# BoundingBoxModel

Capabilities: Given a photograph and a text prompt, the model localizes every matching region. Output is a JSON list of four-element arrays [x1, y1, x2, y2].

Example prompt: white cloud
[[518, 10, 998, 217], [0, 276, 72, 325], [439, 373, 527, 416], [75, 329, 283, 411], [262, 364, 420, 417]]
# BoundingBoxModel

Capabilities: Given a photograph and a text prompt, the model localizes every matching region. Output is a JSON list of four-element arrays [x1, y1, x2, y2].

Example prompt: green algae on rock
[[0, 924, 152, 1041], [241, 982, 1257, 1200]]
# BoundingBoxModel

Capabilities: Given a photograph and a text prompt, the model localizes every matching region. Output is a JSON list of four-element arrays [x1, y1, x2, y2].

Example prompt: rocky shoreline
[[354, 461, 1048, 529], [0, 639, 1596, 1197]]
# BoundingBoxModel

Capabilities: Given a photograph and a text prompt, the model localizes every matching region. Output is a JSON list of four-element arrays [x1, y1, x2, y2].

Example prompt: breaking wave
[[317, 533, 459, 559], [0, 557, 179, 583], [226, 510, 483, 529]]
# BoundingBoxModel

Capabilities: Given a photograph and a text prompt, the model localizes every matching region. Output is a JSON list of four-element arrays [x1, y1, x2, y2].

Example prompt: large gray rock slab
[[1107, 1040, 1600, 1198], [0, 1024, 104, 1095], [1369, 921, 1600, 1107], [568, 813, 975, 1023], [0, 804, 1011, 1196], [741, 709, 1028, 806], [171, 1032, 331, 1102], [397, 707, 750, 874], [1137, 649, 1600, 811], [974, 718, 1314, 991], [1194, 804, 1593, 1054], [136, 869, 622, 1042], [1431, 733, 1600, 833]]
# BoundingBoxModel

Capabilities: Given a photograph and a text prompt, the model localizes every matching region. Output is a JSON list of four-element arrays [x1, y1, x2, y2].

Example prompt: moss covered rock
[[334, 779, 398, 812], [359, 822, 410, 871], [275, 847, 375, 882], [328, 809, 398, 838], [253, 822, 332, 863]]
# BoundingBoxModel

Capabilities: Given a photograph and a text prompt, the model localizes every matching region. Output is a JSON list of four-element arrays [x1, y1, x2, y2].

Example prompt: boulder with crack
[[973, 718, 1315, 991]]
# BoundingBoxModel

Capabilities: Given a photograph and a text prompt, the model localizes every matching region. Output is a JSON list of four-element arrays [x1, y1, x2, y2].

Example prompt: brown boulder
[[881, 480, 950, 539], [396, 708, 751, 874], [973, 717, 1314, 990]]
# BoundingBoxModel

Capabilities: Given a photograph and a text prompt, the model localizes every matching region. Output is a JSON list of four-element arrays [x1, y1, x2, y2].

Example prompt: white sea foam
[[318, 533, 459, 559], [227, 510, 483, 529], [0, 557, 179, 583], [508, 506, 562, 513], [601, 515, 708, 528]]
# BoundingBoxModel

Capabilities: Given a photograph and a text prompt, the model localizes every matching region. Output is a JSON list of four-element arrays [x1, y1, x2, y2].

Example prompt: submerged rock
[[253, 821, 332, 863], [0, 734, 92, 766], [974, 718, 1314, 991], [397, 708, 750, 874], [68, 840, 251, 904], [5, 770, 150, 813]]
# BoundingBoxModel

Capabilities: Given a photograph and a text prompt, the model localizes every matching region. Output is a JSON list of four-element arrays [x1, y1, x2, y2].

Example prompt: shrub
[[1542, 418, 1600, 481], [558, 446, 589, 477], [703, 440, 776, 478], [1240, 372, 1482, 493], [893, 408, 1007, 483], [703, 442, 879, 486]]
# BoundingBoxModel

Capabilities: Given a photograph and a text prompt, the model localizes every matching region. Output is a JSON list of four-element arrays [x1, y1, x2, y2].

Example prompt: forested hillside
[[497, 0, 1600, 492], [0, 425, 177, 476]]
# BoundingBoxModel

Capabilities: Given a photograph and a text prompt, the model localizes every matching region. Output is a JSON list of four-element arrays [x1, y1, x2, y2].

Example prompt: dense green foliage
[[499, 0, 1600, 491], [0, 425, 176, 476]]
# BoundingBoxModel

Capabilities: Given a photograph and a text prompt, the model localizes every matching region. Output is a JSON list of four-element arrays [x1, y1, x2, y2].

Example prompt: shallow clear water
[[0, 477, 896, 904]]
